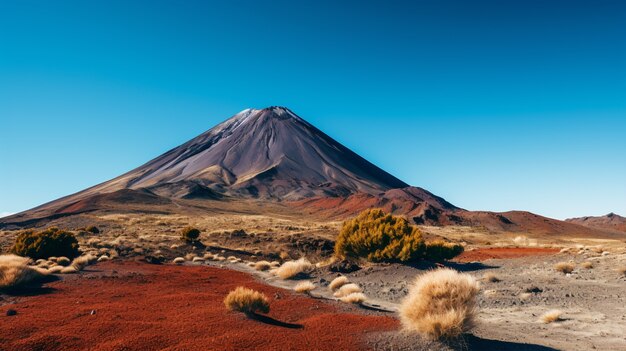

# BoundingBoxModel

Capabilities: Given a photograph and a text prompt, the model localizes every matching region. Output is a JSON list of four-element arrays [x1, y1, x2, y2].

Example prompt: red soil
[[0, 262, 397, 351], [455, 247, 560, 262]]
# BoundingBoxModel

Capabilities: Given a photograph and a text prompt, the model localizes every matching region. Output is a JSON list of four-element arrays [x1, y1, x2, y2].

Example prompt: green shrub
[[85, 226, 100, 234], [335, 209, 425, 262], [424, 241, 464, 262], [12, 227, 80, 259], [180, 227, 201, 243]]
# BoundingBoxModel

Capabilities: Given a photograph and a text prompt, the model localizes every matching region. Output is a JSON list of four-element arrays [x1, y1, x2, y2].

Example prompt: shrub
[[328, 276, 349, 291], [335, 209, 425, 262], [554, 262, 575, 274], [333, 283, 362, 297], [580, 261, 593, 269], [275, 258, 314, 279], [340, 292, 366, 304], [0, 254, 48, 289], [85, 226, 100, 234], [254, 261, 272, 271], [399, 268, 480, 340], [294, 281, 316, 294], [12, 227, 80, 259], [540, 309, 563, 323], [180, 227, 201, 243], [424, 241, 464, 261], [224, 287, 270, 315]]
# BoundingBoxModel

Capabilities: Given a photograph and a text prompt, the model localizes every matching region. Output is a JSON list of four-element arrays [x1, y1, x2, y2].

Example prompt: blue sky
[[1, 0, 625, 219]]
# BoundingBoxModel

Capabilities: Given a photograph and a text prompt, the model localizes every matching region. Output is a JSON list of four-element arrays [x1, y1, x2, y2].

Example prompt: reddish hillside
[[565, 213, 626, 233]]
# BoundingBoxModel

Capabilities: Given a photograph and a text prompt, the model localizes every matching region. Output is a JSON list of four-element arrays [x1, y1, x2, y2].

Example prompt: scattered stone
[[329, 259, 360, 273], [6, 309, 17, 316]]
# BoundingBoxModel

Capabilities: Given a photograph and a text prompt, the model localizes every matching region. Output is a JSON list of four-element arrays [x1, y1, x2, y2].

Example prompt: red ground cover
[[0, 261, 397, 351], [455, 247, 559, 262]]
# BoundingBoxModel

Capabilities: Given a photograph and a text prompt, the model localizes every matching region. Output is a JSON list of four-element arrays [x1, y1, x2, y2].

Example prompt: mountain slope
[[566, 213, 626, 233]]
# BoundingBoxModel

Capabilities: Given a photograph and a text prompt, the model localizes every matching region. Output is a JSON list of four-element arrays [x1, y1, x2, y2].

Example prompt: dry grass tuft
[[333, 283, 362, 297], [224, 286, 270, 315], [554, 262, 575, 274], [48, 265, 64, 274], [275, 258, 314, 279], [0, 255, 48, 289], [329, 276, 349, 291], [173, 257, 185, 264], [294, 281, 316, 294], [340, 292, 367, 304], [519, 292, 532, 300], [399, 268, 480, 340], [60, 266, 78, 274], [192, 257, 205, 263], [483, 272, 500, 283], [483, 289, 497, 297], [540, 309, 563, 324], [254, 261, 272, 271], [97, 255, 110, 262], [580, 261, 593, 269]]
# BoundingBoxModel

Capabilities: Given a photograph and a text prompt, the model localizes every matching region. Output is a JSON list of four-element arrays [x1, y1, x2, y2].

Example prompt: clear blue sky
[[1, 0, 625, 220]]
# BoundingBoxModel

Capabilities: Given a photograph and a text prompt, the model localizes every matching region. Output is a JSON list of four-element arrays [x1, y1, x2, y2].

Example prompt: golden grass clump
[[333, 283, 362, 297], [399, 268, 480, 340], [554, 262, 575, 274], [48, 265, 64, 274], [335, 209, 425, 262], [254, 261, 272, 271], [224, 286, 270, 315], [275, 258, 314, 279], [97, 255, 110, 262], [71, 254, 97, 271], [173, 257, 185, 264], [60, 266, 78, 274], [192, 257, 205, 263], [329, 276, 349, 291], [294, 281, 316, 294], [56, 257, 71, 266], [580, 261, 593, 269], [340, 292, 367, 304], [540, 309, 563, 324], [0, 254, 48, 289]]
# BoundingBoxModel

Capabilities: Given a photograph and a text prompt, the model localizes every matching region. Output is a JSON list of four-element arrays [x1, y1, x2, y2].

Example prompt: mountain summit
[[64, 107, 410, 202]]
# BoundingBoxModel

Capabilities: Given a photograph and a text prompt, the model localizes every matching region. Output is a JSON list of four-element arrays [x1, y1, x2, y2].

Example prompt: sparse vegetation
[[254, 261, 272, 271], [483, 272, 500, 283], [224, 286, 270, 315], [580, 261, 593, 269], [0, 254, 48, 289], [71, 254, 97, 271], [399, 268, 480, 340], [554, 262, 575, 274], [275, 258, 313, 279], [294, 281, 316, 294], [540, 309, 563, 324], [333, 283, 362, 297], [328, 276, 349, 291], [180, 227, 201, 243], [85, 226, 100, 234], [424, 241, 464, 261], [173, 257, 185, 264], [335, 209, 425, 262], [339, 292, 366, 304], [12, 227, 80, 259], [56, 257, 71, 266]]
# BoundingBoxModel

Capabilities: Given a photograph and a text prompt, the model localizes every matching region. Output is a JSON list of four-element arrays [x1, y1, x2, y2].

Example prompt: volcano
[[1, 107, 620, 238]]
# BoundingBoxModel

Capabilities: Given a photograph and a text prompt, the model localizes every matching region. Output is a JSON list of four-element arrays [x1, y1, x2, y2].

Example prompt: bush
[[254, 261, 272, 271], [335, 209, 425, 262], [85, 226, 100, 234], [12, 227, 80, 259], [333, 283, 362, 297], [224, 286, 270, 315], [424, 241, 464, 261], [275, 258, 314, 279], [340, 292, 367, 304], [554, 262, 575, 274], [180, 227, 201, 243], [0, 254, 48, 289], [540, 309, 563, 324], [294, 281, 316, 294], [399, 268, 480, 340], [328, 276, 349, 291]]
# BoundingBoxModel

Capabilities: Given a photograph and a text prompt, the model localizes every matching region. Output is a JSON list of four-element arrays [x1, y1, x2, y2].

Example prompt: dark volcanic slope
[[566, 213, 626, 233], [85, 106, 407, 200]]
